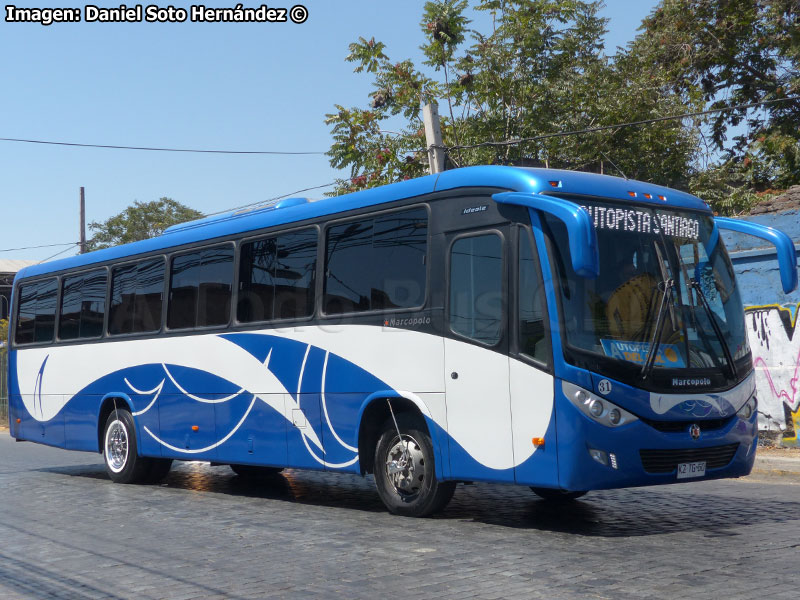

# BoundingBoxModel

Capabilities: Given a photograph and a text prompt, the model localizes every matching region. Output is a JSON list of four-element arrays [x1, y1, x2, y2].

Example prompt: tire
[[103, 408, 152, 484], [530, 487, 588, 502], [145, 459, 173, 483], [230, 464, 283, 478], [373, 414, 455, 517]]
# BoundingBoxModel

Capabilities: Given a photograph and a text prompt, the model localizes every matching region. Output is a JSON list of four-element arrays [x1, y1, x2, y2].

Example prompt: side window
[[238, 228, 316, 323], [14, 278, 58, 345], [519, 231, 549, 364], [449, 233, 503, 345], [59, 269, 107, 340], [167, 245, 234, 330], [108, 258, 165, 335], [324, 207, 427, 315]]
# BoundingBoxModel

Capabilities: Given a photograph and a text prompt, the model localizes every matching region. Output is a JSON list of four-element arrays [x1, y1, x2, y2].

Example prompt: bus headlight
[[563, 381, 638, 428], [737, 395, 757, 420]]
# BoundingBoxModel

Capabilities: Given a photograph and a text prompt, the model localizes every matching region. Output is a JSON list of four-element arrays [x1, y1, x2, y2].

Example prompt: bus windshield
[[544, 198, 750, 387]]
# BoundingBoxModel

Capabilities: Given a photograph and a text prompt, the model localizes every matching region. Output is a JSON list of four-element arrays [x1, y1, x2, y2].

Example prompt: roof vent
[[163, 197, 313, 235]]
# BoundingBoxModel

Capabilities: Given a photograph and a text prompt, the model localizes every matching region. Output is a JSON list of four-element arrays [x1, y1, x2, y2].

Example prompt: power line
[[0, 137, 326, 155], [434, 96, 800, 152], [0, 242, 79, 254], [37, 245, 79, 264]]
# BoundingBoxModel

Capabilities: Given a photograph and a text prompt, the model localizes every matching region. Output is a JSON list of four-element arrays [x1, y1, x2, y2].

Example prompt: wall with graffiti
[[724, 208, 800, 446], [746, 303, 799, 444]]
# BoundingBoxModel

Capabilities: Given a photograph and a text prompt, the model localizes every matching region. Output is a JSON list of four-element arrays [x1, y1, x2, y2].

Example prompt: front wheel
[[373, 414, 455, 517], [103, 409, 152, 484]]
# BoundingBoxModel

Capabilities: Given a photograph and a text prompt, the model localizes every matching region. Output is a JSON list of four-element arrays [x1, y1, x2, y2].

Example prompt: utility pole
[[79, 187, 86, 254], [423, 103, 445, 175]]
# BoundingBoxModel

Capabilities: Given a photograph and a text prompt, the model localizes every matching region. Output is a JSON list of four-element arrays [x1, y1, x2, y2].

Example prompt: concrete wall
[[722, 209, 800, 445]]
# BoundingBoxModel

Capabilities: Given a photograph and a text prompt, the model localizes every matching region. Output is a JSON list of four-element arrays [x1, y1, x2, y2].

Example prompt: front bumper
[[555, 390, 757, 491]]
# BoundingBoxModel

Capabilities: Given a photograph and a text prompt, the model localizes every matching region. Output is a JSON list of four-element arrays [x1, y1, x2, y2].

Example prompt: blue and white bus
[[7, 166, 798, 516]]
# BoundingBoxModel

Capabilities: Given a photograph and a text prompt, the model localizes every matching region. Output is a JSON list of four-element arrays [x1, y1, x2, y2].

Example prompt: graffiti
[[745, 302, 800, 445]]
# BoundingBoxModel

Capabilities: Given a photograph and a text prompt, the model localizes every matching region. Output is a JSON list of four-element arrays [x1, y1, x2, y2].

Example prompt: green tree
[[631, 0, 800, 197], [0, 319, 8, 351], [88, 198, 203, 251], [325, 0, 700, 195]]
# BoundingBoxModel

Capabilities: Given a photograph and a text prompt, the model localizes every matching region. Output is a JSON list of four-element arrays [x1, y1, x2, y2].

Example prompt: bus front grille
[[639, 443, 739, 474], [639, 416, 734, 433]]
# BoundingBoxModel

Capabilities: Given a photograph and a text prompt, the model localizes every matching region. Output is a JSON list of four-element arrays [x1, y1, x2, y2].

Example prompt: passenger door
[[444, 227, 515, 482]]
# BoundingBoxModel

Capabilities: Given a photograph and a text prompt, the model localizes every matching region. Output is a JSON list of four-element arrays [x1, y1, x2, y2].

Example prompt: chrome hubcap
[[385, 434, 426, 498], [105, 420, 128, 473]]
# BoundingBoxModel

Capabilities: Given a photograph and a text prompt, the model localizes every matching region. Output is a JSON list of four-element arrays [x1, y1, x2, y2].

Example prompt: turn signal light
[[548, 180, 561, 188], [16, 418, 21, 424], [532, 437, 545, 447], [191, 425, 199, 431]]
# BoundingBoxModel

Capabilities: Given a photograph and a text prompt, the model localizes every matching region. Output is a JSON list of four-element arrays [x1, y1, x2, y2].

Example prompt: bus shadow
[[446, 483, 800, 537], [39, 463, 800, 537]]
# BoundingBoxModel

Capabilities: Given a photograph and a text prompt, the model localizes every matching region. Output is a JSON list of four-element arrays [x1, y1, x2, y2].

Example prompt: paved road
[[1, 432, 799, 600]]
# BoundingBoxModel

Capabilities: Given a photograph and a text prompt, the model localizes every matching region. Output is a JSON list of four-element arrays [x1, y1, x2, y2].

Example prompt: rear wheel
[[373, 414, 455, 517], [103, 409, 151, 484], [530, 487, 588, 501]]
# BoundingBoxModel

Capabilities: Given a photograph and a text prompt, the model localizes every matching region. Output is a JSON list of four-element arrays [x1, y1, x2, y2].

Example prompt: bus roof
[[16, 165, 710, 281]]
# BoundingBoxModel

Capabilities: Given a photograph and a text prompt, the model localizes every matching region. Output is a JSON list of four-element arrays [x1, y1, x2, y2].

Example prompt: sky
[[0, 0, 658, 262]]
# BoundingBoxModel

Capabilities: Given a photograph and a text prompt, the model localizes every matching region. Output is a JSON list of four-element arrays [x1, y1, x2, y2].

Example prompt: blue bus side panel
[[65, 394, 102, 452], [286, 393, 326, 470], [214, 395, 288, 468], [513, 409, 560, 487]]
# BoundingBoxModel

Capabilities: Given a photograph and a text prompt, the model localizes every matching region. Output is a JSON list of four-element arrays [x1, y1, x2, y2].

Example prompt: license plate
[[677, 461, 706, 479]]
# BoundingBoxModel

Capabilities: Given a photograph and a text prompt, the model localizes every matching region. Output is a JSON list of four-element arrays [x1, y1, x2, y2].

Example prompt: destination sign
[[580, 204, 700, 240]]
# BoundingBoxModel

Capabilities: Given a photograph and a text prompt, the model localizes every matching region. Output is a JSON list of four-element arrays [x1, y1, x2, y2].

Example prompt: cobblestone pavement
[[1, 432, 799, 600]]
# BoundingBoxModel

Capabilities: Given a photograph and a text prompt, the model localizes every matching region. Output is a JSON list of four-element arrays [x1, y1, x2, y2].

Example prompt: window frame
[[12, 276, 60, 348], [56, 266, 109, 343], [320, 203, 431, 319], [233, 224, 320, 327], [446, 227, 507, 349], [512, 224, 553, 371], [106, 255, 168, 339], [165, 241, 236, 333]]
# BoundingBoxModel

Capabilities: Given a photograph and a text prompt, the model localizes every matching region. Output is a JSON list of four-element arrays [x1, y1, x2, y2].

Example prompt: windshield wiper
[[640, 278, 674, 381], [689, 278, 738, 380]]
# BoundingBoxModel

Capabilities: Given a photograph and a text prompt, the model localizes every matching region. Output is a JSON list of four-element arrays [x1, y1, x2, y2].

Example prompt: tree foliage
[[326, 0, 800, 214], [0, 318, 8, 351], [633, 0, 800, 200], [88, 198, 203, 251]]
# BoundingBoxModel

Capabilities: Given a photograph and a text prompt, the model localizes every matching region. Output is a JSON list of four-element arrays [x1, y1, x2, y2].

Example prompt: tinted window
[[519, 231, 549, 363], [15, 278, 58, 345], [449, 234, 503, 345], [324, 207, 427, 314], [59, 269, 107, 340], [238, 229, 316, 322], [108, 258, 165, 335], [168, 245, 234, 329]]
